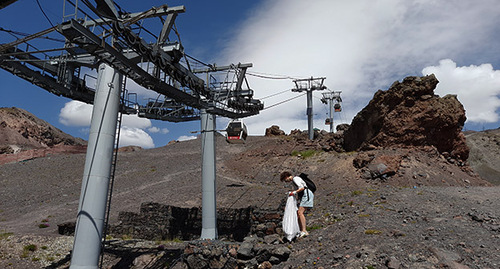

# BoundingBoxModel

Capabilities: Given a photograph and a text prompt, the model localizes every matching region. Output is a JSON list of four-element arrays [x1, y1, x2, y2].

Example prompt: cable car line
[[259, 88, 291, 100], [246, 71, 301, 80], [35, 0, 55, 28], [226, 141, 299, 209], [262, 92, 306, 111], [257, 142, 299, 209], [0, 27, 66, 43]]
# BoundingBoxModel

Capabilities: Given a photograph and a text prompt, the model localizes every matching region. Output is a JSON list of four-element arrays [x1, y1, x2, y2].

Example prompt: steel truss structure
[[292, 77, 327, 139], [0, 1, 263, 122], [0, 1, 264, 267]]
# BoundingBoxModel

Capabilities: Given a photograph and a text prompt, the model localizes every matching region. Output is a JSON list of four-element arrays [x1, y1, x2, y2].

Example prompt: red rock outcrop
[[0, 107, 86, 154], [343, 74, 468, 162]]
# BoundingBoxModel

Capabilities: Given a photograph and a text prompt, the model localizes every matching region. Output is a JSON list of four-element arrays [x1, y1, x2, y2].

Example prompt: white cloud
[[119, 127, 155, 148], [422, 59, 500, 123], [220, 0, 500, 134], [148, 126, 160, 133], [59, 101, 92, 126], [177, 135, 197, 141], [148, 126, 170, 134], [59, 100, 156, 148], [122, 114, 152, 129]]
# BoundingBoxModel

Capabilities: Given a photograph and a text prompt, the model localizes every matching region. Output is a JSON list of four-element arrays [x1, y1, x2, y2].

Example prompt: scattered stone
[[258, 260, 272, 269], [271, 246, 291, 260], [57, 221, 76, 236], [386, 256, 401, 269], [237, 242, 254, 259]]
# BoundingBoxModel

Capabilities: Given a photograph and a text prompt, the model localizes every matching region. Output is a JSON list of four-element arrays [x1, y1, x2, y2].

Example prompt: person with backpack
[[280, 171, 315, 238]]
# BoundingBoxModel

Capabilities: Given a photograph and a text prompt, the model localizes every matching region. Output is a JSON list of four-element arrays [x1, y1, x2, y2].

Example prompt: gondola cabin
[[334, 103, 342, 112], [226, 120, 248, 144]]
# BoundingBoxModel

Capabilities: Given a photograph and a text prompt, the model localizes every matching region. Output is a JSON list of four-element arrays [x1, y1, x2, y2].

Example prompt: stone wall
[[110, 202, 285, 242]]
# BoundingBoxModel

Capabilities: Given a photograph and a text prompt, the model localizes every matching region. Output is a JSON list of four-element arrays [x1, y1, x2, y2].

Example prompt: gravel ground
[[0, 135, 498, 268]]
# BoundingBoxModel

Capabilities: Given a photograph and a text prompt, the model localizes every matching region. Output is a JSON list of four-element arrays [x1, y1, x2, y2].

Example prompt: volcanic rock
[[343, 74, 468, 162], [265, 125, 285, 136], [465, 128, 500, 185], [0, 107, 86, 153]]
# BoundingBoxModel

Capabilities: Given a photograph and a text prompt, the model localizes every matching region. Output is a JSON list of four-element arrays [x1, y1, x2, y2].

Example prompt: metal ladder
[[99, 76, 127, 268]]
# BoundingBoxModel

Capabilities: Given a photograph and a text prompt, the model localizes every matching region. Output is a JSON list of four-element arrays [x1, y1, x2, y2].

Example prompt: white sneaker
[[299, 231, 309, 238]]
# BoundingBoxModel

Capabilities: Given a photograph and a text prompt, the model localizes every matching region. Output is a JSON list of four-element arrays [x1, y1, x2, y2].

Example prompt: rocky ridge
[[0, 107, 87, 164], [465, 128, 500, 185]]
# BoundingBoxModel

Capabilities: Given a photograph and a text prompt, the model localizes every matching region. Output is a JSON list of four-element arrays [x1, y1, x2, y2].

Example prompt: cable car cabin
[[334, 103, 342, 112], [226, 120, 248, 144]]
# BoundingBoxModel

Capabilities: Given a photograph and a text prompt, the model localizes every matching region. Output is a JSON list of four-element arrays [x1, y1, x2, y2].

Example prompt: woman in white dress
[[280, 171, 314, 238]]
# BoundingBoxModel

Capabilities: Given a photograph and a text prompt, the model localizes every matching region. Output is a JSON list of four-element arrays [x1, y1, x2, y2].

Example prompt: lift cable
[[79, 0, 116, 31], [225, 141, 298, 209], [0, 29, 56, 60], [0, 27, 65, 43], [258, 88, 291, 100], [257, 142, 299, 209], [35, 0, 55, 28], [172, 22, 192, 72], [262, 92, 306, 111], [185, 53, 213, 69], [246, 71, 302, 80]]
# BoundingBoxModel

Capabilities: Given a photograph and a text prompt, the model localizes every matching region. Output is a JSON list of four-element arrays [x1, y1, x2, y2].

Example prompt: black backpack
[[299, 173, 316, 193]]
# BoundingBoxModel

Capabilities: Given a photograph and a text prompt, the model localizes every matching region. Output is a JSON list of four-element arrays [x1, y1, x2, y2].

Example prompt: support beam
[[70, 63, 122, 269], [82, 5, 185, 28], [200, 109, 218, 240], [328, 98, 334, 133], [95, 0, 119, 19], [292, 77, 326, 140], [306, 90, 314, 140], [157, 13, 178, 45]]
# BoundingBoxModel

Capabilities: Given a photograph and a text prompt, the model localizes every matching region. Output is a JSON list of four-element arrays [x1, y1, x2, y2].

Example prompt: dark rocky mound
[[343, 74, 468, 162], [265, 125, 285, 136], [465, 128, 500, 185], [0, 107, 86, 154]]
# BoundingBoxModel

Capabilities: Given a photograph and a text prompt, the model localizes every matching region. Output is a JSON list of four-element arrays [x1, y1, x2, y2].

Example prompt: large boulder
[[343, 74, 468, 162], [265, 125, 285, 136]]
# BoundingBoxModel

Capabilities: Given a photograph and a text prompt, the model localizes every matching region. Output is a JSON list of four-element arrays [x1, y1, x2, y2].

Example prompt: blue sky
[[2, 0, 500, 148]]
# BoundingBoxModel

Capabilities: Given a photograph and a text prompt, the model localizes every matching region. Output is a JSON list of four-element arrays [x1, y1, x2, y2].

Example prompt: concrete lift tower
[[292, 77, 327, 139], [321, 91, 342, 133], [0, 1, 263, 268]]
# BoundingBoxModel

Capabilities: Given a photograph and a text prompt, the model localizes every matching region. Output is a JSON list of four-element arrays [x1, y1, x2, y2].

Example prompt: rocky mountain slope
[[465, 128, 500, 185], [0, 74, 499, 268], [0, 107, 86, 154]]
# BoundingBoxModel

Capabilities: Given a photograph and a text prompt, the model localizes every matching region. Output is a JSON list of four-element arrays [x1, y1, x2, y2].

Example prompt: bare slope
[[0, 107, 86, 154], [0, 135, 498, 268], [465, 128, 500, 185], [0, 134, 489, 236]]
